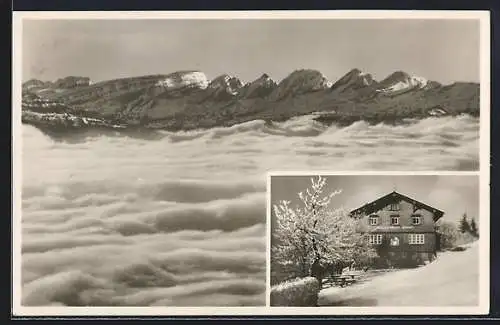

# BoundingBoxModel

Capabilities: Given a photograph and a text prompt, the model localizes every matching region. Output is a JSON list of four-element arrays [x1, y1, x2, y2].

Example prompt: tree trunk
[[300, 237, 307, 277], [310, 257, 323, 290]]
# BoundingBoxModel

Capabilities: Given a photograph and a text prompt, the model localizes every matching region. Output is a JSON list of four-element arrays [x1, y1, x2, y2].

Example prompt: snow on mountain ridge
[[155, 71, 209, 90], [377, 74, 429, 94], [256, 73, 276, 86], [320, 72, 333, 89], [360, 72, 375, 86], [412, 76, 428, 88], [208, 74, 243, 95], [355, 70, 374, 86]]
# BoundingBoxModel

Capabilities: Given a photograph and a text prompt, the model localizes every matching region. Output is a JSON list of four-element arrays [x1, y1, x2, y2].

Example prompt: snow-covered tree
[[437, 221, 459, 250], [271, 176, 376, 286], [459, 213, 471, 234], [469, 217, 479, 238]]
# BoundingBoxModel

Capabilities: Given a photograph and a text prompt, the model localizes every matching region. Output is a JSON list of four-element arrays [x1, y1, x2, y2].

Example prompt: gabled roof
[[349, 191, 444, 222]]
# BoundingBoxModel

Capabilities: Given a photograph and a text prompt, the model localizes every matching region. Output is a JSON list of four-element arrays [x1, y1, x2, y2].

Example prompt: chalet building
[[349, 191, 444, 267]]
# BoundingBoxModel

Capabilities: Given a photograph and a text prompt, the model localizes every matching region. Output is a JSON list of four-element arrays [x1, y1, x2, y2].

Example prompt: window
[[369, 215, 379, 226], [369, 234, 383, 245], [388, 203, 400, 211], [412, 215, 422, 225], [409, 234, 425, 245], [391, 215, 400, 226]]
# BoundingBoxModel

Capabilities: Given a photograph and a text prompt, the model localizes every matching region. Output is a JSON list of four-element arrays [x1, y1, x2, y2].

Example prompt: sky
[[270, 175, 480, 224], [21, 18, 480, 84]]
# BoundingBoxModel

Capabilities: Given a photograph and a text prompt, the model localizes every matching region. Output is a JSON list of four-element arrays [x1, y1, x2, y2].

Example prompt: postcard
[[12, 10, 490, 316]]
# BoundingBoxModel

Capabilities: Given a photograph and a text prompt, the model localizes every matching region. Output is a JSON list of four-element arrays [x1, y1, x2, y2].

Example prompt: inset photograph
[[13, 10, 489, 315], [269, 174, 482, 307]]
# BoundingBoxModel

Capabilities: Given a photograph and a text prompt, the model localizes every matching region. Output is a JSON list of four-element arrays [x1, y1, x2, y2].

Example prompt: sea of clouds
[[19, 114, 479, 306]]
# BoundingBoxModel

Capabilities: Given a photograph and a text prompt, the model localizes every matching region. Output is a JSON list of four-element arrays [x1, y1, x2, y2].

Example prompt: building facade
[[350, 191, 444, 267]]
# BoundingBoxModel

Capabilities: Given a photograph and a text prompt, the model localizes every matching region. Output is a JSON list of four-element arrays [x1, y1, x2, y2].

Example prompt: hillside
[[318, 241, 479, 306], [21, 68, 480, 132]]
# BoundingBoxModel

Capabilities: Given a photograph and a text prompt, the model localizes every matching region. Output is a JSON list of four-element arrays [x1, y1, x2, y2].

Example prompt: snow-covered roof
[[349, 191, 444, 222]]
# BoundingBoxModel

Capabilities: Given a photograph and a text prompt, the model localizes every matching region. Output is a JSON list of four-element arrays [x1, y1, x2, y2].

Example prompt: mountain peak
[[238, 73, 277, 99], [380, 71, 411, 85], [269, 69, 332, 101], [209, 74, 243, 90], [393, 70, 410, 77], [200, 73, 244, 100], [331, 68, 377, 93], [377, 71, 429, 95], [348, 68, 363, 75]]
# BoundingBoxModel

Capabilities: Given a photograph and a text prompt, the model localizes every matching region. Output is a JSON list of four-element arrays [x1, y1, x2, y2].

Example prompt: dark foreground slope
[[21, 69, 480, 132]]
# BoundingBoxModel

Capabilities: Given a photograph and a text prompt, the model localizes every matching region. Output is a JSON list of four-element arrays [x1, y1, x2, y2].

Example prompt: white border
[[12, 10, 24, 318], [12, 10, 490, 316], [478, 12, 491, 315], [12, 10, 491, 20]]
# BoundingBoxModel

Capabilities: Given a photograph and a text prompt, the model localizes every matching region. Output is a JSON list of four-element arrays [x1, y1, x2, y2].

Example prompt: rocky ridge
[[239, 73, 277, 99], [22, 68, 480, 132]]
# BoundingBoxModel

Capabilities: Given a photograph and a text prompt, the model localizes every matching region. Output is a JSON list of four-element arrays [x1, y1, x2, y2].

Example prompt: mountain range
[[21, 68, 480, 132]]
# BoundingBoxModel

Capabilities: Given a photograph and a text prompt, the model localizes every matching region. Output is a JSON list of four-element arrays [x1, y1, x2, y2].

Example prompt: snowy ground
[[319, 241, 479, 306]]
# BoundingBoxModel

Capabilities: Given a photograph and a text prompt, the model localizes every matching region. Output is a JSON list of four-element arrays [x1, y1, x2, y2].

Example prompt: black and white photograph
[[12, 10, 489, 315], [269, 174, 483, 308]]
